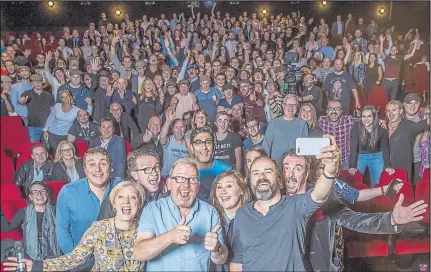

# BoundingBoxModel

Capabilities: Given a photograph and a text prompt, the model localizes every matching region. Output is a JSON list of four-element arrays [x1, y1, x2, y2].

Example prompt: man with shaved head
[[131, 115, 164, 161], [230, 135, 340, 271]]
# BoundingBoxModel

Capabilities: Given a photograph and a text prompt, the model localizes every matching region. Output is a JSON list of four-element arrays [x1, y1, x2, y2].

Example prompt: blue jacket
[[88, 135, 126, 178]]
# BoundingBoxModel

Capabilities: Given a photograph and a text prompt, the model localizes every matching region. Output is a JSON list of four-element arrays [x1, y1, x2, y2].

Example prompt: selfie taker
[[281, 149, 428, 271], [230, 135, 339, 271]]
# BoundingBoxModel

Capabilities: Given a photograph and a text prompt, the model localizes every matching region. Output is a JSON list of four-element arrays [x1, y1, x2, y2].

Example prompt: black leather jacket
[[14, 160, 53, 191], [305, 192, 399, 272]]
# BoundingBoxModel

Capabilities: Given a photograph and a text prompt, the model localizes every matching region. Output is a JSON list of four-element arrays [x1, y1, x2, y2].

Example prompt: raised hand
[[166, 106, 174, 122], [379, 35, 385, 43], [392, 194, 428, 225], [132, 95, 137, 105], [142, 129, 152, 143], [204, 224, 221, 252], [45, 51, 53, 62], [90, 58, 100, 73], [316, 135, 340, 176], [23, 49, 31, 58], [169, 215, 192, 245], [107, 84, 114, 96], [212, 93, 217, 102], [85, 97, 92, 106], [19, 96, 28, 104]]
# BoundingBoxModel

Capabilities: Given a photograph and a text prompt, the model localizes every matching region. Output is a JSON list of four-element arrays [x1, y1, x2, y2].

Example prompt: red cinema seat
[[1, 116, 25, 128], [377, 168, 409, 187], [412, 64, 430, 95], [73, 141, 89, 158], [346, 239, 389, 258], [1, 151, 15, 184], [0, 199, 28, 241], [0, 125, 30, 158], [393, 238, 430, 255], [45, 181, 68, 204], [368, 86, 389, 120], [415, 169, 430, 223], [55, 31, 64, 39], [15, 142, 44, 170], [339, 170, 363, 186], [371, 183, 415, 213], [1, 184, 22, 201], [125, 141, 131, 153]]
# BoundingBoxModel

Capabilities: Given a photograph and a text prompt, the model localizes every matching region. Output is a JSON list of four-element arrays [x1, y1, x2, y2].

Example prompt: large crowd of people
[[1, 2, 430, 271]]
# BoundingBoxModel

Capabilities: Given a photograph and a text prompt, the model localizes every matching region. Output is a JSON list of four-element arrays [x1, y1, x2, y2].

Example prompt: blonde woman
[[51, 141, 85, 183], [4, 181, 146, 272], [299, 103, 323, 137], [349, 51, 365, 88], [137, 78, 163, 131], [43, 90, 92, 152]]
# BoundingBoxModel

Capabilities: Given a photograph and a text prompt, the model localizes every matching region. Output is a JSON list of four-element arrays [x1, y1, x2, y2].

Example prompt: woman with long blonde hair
[[137, 78, 163, 131], [51, 141, 85, 183]]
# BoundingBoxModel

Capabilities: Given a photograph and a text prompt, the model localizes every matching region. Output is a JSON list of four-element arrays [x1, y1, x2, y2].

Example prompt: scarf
[[23, 204, 61, 260]]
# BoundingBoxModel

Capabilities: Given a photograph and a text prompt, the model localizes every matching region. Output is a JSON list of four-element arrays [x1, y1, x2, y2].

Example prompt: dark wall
[[1, 1, 429, 37]]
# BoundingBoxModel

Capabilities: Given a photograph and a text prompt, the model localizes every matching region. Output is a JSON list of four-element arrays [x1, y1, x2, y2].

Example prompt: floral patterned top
[[420, 136, 429, 177], [39, 218, 144, 272]]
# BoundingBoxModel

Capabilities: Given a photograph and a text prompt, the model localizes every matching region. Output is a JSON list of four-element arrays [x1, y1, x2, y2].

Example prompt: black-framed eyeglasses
[[30, 189, 47, 196], [328, 107, 342, 112], [135, 165, 161, 174], [192, 140, 213, 147], [170, 176, 200, 184]]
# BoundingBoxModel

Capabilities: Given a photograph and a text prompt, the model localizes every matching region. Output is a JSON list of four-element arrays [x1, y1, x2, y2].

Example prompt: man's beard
[[252, 177, 279, 201]]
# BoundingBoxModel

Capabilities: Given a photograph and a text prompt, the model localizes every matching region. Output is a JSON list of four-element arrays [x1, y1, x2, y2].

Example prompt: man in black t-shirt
[[67, 109, 99, 143]]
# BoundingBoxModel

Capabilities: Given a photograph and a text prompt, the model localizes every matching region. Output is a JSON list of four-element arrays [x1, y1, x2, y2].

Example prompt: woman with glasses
[[4, 181, 146, 271], [43, 90, 93, 152], [1, 182, 61, 261], [209, 170, 252, 271], [51, 141, 85, 183]]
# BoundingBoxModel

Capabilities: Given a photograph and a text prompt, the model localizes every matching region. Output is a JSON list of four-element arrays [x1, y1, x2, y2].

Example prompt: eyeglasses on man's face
[[192, 140, 213, 148], [30, 189, 47, 196], [135, 165, 161, 174], [170, 176, 200, 184]]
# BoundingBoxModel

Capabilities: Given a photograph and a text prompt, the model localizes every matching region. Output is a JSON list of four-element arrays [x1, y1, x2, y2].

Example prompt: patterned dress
[[419, 136, 430, 177], [41, 218, 144, 271]]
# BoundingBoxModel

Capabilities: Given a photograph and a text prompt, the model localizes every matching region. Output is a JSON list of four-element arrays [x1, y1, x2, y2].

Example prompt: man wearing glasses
[[318, 100, 360, 170], [109, 102, 140, 143], [128, 148, 166, 206], [263, 94, 309, 170], [134, 158, 228, 271], [189, 126, 230, 201]]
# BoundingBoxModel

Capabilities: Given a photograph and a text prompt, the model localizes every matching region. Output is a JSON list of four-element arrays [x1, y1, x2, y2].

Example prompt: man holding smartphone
[[281, 149, 428, 271], [230, 135, 339, 271]]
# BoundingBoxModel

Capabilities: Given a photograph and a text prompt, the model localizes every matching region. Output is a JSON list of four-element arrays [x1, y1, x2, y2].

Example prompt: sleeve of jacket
[[131, 133, 144, 150], [51, 162, 67, 182], [14, 162, 30, 188], [336, 209, 399, 234], [126, 114, 140, 138], [111, 136, 126, 178]]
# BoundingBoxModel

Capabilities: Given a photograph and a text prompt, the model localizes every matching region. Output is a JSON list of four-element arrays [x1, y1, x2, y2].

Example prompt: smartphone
[[296, 138, 330, 156], [386, 179, 402, 199]]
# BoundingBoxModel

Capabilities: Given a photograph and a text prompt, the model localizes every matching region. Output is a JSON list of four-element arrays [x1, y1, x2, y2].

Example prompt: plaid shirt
[[351, 38, 368, 53], [318, 115, 360, 164]]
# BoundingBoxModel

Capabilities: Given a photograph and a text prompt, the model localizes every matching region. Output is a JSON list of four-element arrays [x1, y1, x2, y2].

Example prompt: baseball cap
[[19, 66, 31, 72], [166, 80, 177, 88], [404, 93, 420, 104], [1, 75, 12, 82], [30, 74, 43, 81], [178, 79, 189, 86], [69, 69, 82, 76]]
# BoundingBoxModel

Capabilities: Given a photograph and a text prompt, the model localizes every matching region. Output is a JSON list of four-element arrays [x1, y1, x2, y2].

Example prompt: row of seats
[[0, 116, 132, 184], [346, 168, 430, 260]]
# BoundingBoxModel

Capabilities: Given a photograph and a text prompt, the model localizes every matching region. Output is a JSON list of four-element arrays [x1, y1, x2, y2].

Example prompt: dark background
[[1, 1, 430, 37]]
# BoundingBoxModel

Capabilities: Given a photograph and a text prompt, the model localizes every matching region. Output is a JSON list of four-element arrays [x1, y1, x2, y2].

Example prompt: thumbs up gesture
[[169, 215, 192, 245], [204, 224, 221, 252]]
